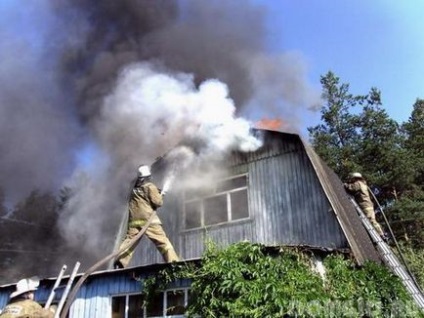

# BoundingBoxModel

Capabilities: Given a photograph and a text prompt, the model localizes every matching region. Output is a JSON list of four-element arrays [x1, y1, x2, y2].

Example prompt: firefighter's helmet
[[349, 172, 363, 179], [10, 277, 39, 299], [138, 165, 151, 178]]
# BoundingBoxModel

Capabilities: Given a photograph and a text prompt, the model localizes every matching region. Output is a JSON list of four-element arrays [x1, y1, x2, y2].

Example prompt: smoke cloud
[[61, 62, 263, 253], [0, 0, 321, 271]]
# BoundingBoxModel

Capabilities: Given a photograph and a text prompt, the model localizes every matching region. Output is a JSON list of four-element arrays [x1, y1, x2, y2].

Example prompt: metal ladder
[[349, 197, 424, 310], [44, 262, 81, 318]]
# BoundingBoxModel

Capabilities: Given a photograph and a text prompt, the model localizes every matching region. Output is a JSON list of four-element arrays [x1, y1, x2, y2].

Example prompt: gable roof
[[113, 129, 380, 267], [231, 129, 380, 263], [301, 139, 380, 263]]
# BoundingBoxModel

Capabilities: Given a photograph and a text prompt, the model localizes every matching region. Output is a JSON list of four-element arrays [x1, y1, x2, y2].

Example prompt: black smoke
[[0, 0, 320, 281]]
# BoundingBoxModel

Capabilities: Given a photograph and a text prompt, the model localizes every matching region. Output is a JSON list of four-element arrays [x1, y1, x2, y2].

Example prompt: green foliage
[[386, 192, 424, 248], [308, 71, 363, 177], [397, 244, 424, 289], [324, 255, 418, 317], [402, 99, 424, 188], [142, 242, 422, 317], [187, 242, 324, 317], [308, 72, 412, 201], [308, 71, 424, 251]]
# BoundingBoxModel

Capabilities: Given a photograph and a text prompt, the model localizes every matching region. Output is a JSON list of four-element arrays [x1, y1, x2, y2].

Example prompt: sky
[[1, 0, 423, 204], [255, 0, 424, 131]]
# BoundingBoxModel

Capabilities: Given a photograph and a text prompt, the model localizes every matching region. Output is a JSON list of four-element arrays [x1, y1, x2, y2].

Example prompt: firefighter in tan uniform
[[0, 278, 54, 318], [344, 172, 387, 240], [115, 165, 179, 268]]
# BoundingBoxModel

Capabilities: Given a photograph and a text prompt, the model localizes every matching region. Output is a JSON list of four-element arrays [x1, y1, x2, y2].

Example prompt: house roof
[[301, 137, 380, 264], [216, 128, 380, 263], [153, 128, 380, 264]]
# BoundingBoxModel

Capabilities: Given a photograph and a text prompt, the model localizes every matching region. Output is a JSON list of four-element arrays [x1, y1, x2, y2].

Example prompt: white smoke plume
[[0, 0, 323, 274], [60, 62, 262, 254], [99, 62, 262, 158]]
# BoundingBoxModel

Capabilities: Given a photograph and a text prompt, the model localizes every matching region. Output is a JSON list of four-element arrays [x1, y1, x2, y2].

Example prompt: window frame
[[111, 287, 191, 318], [183, 173, 249, 230]]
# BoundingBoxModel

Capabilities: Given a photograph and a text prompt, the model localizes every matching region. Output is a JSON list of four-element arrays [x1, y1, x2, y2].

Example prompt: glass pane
[[112, 296, 126, 318], [146, 292, 163, 317], [231, 190, 249, 220], [128, 294, 144, 318], [216, 176, 247, 193], [185, 185, 213, 200], [185, 200, 201, 229], [204, 194, 227, 225], [166, 290, 185, 315]]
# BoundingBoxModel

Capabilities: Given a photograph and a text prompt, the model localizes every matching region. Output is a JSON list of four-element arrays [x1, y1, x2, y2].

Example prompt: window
[[111, 288, 190, 318], [112, 294, 144, 318], [184, 174, 249, 229]]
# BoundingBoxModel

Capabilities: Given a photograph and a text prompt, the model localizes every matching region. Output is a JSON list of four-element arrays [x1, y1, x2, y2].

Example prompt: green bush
[[143, 241, 423, 317], [396, 243, 424, 290]]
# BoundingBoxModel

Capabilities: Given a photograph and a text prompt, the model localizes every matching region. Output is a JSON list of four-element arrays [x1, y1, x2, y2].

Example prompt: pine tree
[[307, 71, 363, 178]]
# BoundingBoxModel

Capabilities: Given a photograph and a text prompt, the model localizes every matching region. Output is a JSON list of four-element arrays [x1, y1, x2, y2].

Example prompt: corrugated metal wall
[[0, 287, 11, 310], [249, 150, 346, 247], [127, 131, 347, 267], [69, 271, 189, 318], [0, 270, 190, 318]]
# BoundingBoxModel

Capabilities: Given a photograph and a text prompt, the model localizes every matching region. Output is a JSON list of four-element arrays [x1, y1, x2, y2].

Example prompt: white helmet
[[137, 165, 151, 178], [349, 172, 363, 179], [10, 277, 39, 299]]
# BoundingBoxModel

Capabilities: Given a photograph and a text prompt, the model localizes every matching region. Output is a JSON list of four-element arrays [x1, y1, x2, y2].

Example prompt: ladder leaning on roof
[[349, 197, 424, 311], [43, 262, 81, 318]]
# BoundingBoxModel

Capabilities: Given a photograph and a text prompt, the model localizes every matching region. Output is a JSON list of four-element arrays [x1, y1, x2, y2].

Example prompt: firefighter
[[344, 172, 388, 241], [0, 278, 55, 318], [115, 165, 179, 268]]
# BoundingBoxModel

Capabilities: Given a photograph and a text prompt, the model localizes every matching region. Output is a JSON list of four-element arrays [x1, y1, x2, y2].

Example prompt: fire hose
[[59, 211, 158, 318]]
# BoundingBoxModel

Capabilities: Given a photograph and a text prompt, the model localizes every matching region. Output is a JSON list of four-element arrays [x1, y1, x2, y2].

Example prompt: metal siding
[[250, 151, 346, 247], [0, 291, 10, 309], [304, 144, 381, 263], [115, 130, 350, 268], [180, 219, 254, 259], [66, 272, 190, 318], [181, 230, 204, 260], [61, 271, 155, 318]]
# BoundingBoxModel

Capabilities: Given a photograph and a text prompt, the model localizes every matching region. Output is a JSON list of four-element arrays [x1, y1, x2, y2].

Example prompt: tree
[[308, 71, 424, 263], [0, 190, 64, 284], [308, 72, 417, 204], [356, 92, 415, 202], [402, 99, 424, 188], [308, 71, 362, 178], [386, 99, 424, 246]]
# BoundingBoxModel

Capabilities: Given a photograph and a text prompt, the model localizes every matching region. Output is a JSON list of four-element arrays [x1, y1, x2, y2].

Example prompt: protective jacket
[[0, 299, 54, 318], [128, 180, 163, 226], [344, 180, 374, 210]]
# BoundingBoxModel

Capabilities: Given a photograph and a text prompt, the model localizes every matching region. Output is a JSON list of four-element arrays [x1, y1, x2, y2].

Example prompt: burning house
[[116, 128, 379, 267], [3, 0, 424, 316], [0, 129, 383, 317]]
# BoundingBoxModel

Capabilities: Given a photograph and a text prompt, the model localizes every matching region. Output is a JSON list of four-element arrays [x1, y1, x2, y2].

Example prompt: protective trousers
[[117, 224, 179, 268], [362, 207, 384, 236]]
